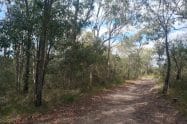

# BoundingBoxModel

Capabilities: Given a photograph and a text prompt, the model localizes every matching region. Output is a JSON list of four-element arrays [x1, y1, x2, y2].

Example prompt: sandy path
[[15, 78, 187, 124]]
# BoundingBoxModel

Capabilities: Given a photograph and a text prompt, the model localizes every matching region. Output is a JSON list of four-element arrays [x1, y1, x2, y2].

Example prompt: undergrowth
[[156, 75, 187, 117], [0, 79, 124, 123], [169, 79, 187, 116]]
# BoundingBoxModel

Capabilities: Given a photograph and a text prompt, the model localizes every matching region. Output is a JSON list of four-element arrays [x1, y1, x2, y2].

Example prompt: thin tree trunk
[[127, 56, 130, 79], [34, 0, 52, 107], [3, 48, 7, 58], [23, 31, 32, 93], [72, 0, 80, 42], [15, 44, 21, 93], [20, 42, 24, 92], [23, 0, 32, 94], [107, 39, 111, 80], [89, 65, 93, 89], [162, 30, 171, 94], [176, 69, 181, 80], [35, 32, 46, 106], [32, 47, 36, 84]]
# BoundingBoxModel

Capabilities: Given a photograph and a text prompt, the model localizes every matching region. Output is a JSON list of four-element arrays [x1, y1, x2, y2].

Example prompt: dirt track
[[15, 78, 187, 124]]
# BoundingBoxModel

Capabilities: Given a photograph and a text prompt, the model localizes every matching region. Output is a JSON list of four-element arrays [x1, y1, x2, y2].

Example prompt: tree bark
[[72, 0, 80, 42], [176, 70, 180, 80], [107, 39, 111, 80], [162, 30, 171, 94], [89, 65, 93, 89], [3, 48, 7, 58], [15, 43, 21, 93], [127, 56, 131, 79], [34, 0, 52, 107], [23, 31, 32, 93], [23, 0, 32, 94]]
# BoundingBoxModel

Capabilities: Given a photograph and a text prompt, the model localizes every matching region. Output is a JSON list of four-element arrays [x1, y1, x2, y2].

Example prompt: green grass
[[0, 89, 82, 123], [0, 79, 125, 123], [0, 93, 49, 122]]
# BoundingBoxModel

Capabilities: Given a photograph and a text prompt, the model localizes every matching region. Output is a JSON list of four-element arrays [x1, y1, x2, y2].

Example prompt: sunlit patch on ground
[[15, 78, 187, 124]]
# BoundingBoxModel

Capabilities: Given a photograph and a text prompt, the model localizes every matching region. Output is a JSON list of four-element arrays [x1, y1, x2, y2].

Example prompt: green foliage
[[118, 38, 155, 79], [155, 38, 187, 116], [0, 58, 15, 96], [169, 78, 187, 116], [47, 38, 119, 90], [1, 0, 183, 121], [61, 93, 79, 104], [0, 94, 49, 123]]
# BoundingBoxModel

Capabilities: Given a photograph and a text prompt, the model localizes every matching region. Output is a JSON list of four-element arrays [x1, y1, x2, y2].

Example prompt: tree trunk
[[72, 0, 80, 42], [35, 33, 46, 106], [34, 0, 52, 107], [35, 24, 47, 105], [23, 0, 32, 94], [23, 31, 32, 94], [107, 39, 111, 80], [3, 48, 7, 58], [127, 56, 131, 79], [15, 44, 21, 93], [89, 65, 93, 89], [176, 68, 181, 80], [162, 30, 171, 94]]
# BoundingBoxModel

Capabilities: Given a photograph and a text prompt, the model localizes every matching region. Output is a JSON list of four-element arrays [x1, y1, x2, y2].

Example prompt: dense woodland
[[0, 0, 187, 122]]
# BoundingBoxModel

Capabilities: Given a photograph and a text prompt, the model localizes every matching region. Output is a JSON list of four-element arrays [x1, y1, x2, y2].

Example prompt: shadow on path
[[15, 78, 187, 124]]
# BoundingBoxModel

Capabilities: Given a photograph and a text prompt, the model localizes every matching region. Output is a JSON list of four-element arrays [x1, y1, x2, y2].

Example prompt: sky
[[0, 4, 6, 20], [169, 22, 187, 40]]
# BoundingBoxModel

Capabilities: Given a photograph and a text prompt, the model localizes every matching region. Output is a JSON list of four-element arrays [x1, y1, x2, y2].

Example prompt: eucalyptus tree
[[34, 0, 95, 106], [0, 0, 28, 92], [0, 0, 95, 106], [178, 0, 187, 19], [144, 0, 182, 94], [116, 27, 154, 79], [22, 0, 34, 94], [170, 39, 187, 80], [92, 0, 130, 79]]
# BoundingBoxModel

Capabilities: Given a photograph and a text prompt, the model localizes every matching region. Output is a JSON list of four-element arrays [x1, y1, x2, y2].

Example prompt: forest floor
[[14, 77, 187, 124]]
